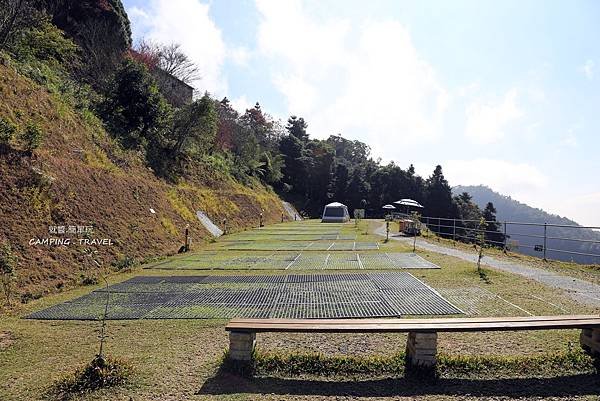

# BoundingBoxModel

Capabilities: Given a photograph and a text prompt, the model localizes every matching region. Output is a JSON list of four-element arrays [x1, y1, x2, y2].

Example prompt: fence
[[392, 212, 600, 264]]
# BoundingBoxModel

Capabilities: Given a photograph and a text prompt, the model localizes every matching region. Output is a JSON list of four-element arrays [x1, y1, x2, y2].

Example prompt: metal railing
[[391, 212, 600, 264]]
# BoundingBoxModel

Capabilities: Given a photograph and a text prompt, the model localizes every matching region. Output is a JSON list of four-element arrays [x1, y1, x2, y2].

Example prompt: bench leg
[[406, 331, 437, 368], [228, 331, 256, 361], [580, 328, 600, 357]]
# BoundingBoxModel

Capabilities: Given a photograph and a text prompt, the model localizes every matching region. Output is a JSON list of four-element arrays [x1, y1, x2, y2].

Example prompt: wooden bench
[[225, 315, 600, 368]]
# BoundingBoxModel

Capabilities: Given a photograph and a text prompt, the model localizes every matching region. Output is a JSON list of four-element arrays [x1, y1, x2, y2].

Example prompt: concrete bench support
[[580, 328, 600, 357], [406, 331, 438, 368], [229, 331, 256, 361]]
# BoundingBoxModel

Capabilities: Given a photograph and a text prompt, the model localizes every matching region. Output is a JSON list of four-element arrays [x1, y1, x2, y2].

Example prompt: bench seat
[[225, 315, 600, 368]]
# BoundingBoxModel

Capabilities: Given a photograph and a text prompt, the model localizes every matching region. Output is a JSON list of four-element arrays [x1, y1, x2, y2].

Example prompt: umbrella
[[393, 199, 423, 215], [382, 204, 396, 210], [393, 199, 423, 208]]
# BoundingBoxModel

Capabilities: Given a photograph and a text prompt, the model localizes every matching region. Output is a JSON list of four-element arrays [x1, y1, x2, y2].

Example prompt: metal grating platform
[[223, 241, 380, 251], [150, 252, 440, 271], [26, 272, 461, 320]]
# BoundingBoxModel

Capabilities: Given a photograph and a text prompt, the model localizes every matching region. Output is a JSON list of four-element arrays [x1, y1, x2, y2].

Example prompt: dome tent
[[321, 202, 350, 223]]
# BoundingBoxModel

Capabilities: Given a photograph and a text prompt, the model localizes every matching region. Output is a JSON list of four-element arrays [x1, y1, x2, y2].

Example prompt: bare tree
[[0, 0, 29, 49], [156, 43, 201, 85]]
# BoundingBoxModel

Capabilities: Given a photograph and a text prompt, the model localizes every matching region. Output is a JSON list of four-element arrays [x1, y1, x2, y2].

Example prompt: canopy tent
[[321, 202, 350, 223]]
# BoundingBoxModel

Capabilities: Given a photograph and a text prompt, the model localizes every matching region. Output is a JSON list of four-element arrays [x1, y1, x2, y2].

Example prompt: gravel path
[[375, 225, 600, 308]]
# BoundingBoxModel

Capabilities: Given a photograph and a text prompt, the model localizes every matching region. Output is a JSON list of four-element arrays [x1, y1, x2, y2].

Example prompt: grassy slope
[[1, 220, 599, 400], [0, 62, 286, 301]]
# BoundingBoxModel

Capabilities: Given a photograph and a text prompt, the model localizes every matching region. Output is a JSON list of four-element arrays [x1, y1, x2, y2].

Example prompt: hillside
[[453, 185, 600, 264], [0, 61, 286, 302]]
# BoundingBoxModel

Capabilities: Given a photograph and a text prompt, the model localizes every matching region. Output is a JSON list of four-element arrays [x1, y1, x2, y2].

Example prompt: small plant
[[111, 255, 135, 271], [20, 122, 44, 152], [48, 355, 132, 400], [0, 117, 17, 145], [80, 274, 99, 286], [0, 244, 17, 306], [474, 217, 490, 282]]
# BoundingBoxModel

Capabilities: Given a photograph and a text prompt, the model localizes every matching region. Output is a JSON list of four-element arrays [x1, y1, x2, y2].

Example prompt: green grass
[[250, 348, 597, 379], [2, 219, 600, 400]]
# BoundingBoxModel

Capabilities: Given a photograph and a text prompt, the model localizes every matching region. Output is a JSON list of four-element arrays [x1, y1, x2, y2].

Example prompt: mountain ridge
[[453, 185, 600, 264]]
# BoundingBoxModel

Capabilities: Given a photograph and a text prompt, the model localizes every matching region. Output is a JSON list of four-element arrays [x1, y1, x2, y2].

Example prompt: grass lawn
[[1, 219, 599, 400]]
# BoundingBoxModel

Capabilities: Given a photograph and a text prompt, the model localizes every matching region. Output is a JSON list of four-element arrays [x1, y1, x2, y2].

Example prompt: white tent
[[321, 202, 350, 223]]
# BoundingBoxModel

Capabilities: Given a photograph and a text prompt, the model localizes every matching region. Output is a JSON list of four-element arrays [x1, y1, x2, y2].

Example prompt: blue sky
[[124, 0, 600, 226]]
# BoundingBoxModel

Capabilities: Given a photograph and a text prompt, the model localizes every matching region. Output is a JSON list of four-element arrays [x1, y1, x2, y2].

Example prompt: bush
[[11, 18, 78, 66], [0, 244, 17, 305], [20, 122, 44, 152], [112, 255, 135, 271], [49, 355, 132, 400], [0, 117, 17, 145]]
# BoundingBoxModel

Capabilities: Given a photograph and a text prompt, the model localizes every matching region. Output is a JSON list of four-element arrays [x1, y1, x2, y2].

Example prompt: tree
[[0, 0, 38, 51], [346, 168, 370, 212], [286, 116, 308, 141], [104, 58, 172, 150], [214, 97, 238, 151], [425, 165, 459, 236], [169, 93, 217, 158], [279, 133, 309, 195], [155, 43, 200, 85], [482, 202, 505, 247], [41, 0, 132, 90], [454, 191, 482, 242]]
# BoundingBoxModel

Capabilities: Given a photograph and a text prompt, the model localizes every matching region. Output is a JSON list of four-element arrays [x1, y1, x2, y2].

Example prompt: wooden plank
[[228, 315, 597, 326], [225, 315, 600, 333]]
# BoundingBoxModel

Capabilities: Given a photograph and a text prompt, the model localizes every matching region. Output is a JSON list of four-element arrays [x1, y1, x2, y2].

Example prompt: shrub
[[11, 18, 78, 66], [20, 122, 44, 152], [112, 255, 135, 271], [0, 117, 17, 145], [49, 355, 132, 400], [80, 274, 98, 286], [0, 244, 17, 305]]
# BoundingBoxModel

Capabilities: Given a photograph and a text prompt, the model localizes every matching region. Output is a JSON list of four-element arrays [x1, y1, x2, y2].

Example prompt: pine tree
[[482, 202, 505, 247], [425, 165, 458, 236]]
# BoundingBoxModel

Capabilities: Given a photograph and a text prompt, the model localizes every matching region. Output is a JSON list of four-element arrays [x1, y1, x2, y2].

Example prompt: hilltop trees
[[0, 0, 510, 239]]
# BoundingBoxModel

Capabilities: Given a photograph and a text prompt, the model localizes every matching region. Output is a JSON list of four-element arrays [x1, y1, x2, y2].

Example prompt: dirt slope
[[0, 63, 286, 301]]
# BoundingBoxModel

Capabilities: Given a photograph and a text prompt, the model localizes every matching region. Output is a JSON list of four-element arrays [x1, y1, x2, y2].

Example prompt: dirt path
[[375, 224, 600, 308]]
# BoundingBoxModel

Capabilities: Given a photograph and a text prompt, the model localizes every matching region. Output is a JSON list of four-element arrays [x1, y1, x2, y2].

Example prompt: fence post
[[543, 223, 547, 261], [452, 219, 456, 243], [437, 218, 441, 236], [503, 221, 507, 253]]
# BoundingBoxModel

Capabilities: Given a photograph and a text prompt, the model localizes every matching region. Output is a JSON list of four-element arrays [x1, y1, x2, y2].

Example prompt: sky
[[124, 0, 600, 227]]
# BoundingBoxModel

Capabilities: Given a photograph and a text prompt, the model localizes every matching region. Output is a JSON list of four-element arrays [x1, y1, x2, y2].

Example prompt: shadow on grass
[[197, 367, 600, 398]]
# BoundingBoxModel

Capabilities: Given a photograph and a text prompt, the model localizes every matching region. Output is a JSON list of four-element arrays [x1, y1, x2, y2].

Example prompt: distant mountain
[[453, 185, 600, 264]]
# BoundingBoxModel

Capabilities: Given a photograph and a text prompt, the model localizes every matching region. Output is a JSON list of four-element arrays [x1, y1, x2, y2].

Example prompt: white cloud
[[230, 95, 252, 114], [229, 46, 251, 67], [440, 159, 548, 202], [127, 0, 227, 95], [561, 126, 579, 148], [545, 192, 600, 227], [581, 60, 595, 80], [464, 88, 523, 144], [255, 0, 448, 155]]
